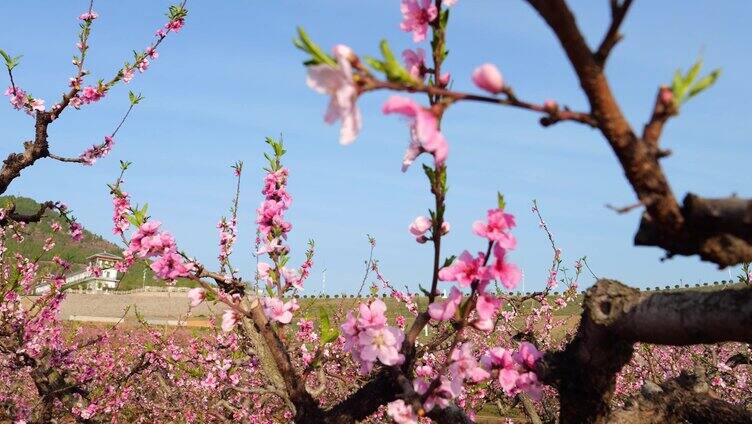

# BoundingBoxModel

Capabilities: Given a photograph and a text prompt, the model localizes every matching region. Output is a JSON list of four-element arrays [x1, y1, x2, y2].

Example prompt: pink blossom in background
[[514, 342, 543, 370], [145, 46, 159, 59], [69, 222, 84, 242], [358, 326, 404, 366], [122, 67, 135, 84], [428, 286, 462, 321], [221, 310, 240, 332], [473, 292, 501, 331], [408, 215, 432, 241], [400, 0, 438, 42], [472, 63, 504, 94], [306, 44, 362, 145], [111, 192, 130, 235], [79, 135, 115, 165], [86, 265, 103, 278], [257, 262, 272, 282], [166, 18, 185, 33], [137, 58, 150, 73], [443, 0, 459, 6], [382, 95, 448, 171], [29, 98, 45, 112], [150, 251, 194, 282], [4, 86, 26, 110], [80, 86, 105, 104], [126, 221, 176, 258], [281, 267, 303, 289], [187, 288, 206, 307], [449, 343, 490, 394], [386, 400, 418, 424], [438, 250, 488, 287], [78, 10, 99, 21], [357, 299, 388, 329], [402, 48, 426, 80], [42, 237, 55, 252], [489, 244, 521, 289], [262, 297, 299, 324], [472, 208, 516, 248], [69, 96, 83, 109]]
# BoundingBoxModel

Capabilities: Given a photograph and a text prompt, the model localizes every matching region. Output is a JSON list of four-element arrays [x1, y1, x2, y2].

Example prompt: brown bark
[[525, 0, 752, 267], [537, 279, 752, 423], [609, 370, 752, 423], [0, 113, 52, 195]]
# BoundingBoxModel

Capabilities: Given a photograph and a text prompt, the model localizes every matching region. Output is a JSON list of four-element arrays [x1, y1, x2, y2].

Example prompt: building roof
[[86, 252, 123, 261]]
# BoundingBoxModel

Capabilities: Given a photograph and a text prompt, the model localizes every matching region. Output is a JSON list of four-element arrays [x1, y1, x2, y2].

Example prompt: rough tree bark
[[537, 279, 752, 423]]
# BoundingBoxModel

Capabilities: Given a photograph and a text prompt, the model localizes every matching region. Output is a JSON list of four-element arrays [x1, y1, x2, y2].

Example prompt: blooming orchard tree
[[2, 1, 752, 424]]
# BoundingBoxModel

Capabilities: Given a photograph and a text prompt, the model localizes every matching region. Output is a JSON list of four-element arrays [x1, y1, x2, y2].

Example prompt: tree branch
[[609, 369, 752, 423], [537, 278, 752, 423], [594, 0, 634, 65], [524, 0, 751, 267]]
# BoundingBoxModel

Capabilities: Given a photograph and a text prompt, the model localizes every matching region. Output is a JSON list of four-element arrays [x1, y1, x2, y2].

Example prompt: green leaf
[[442, 255, 456, 268], [128, 91, 143, 105], [379, 40, 414, 84], [293, 27, 336, 67], [0, 49, 22, 71], [688, 69, 721, 98], [683, 58, 703, 87], [318, 308, 331, 331], [671, 70, 685, 99], [497, 192, 506, 210], [364, 56, 385, 73], [322, 329, 340, 344], [423, 164, 436, 186]]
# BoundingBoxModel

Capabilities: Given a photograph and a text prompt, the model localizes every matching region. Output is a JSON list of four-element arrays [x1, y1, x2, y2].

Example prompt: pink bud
[[439, 72, 451, 86], [659, 86, 674, 107], [440, 221, 450, 235], [409, 216, 432, 236], [472, 63, 504, 94], [543, 100, 558, 113]]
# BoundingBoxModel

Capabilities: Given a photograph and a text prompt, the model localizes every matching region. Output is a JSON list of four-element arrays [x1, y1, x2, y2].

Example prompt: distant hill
[[1, 196, 196, 290]]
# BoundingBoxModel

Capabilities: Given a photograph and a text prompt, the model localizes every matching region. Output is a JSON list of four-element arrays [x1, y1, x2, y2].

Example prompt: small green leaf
[[379, 40, 414, 84], [442, 255, 456, 268], [294, 27, 336, 67], [497, 192, 506, 210], [128, 91, 143, 105], [322, 329, 339, 344], [364, 56, 385, 73], [684, 58, 703, 87], [688, 69, 721, 98]]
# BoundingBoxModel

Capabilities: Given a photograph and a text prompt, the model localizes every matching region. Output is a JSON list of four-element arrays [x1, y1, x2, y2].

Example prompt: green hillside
[[1, 196, 196, 290]]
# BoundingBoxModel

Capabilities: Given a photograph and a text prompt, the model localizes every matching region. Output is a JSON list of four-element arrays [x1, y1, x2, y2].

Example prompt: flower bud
[[472, 63, 504, 94]]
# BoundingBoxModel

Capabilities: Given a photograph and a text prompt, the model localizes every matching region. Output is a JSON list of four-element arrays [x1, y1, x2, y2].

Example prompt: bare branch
[[594, 0, 635, 64]]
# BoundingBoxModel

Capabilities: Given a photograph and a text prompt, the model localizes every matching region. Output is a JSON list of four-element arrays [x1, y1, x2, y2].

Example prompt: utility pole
[[322, 268, 327, 294]]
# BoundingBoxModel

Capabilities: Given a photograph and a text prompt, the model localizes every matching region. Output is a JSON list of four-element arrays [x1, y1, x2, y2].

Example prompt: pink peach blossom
[[382, 95, 448, 171], [400, 0, 438, 42], [428, 286, 462, 321], [306, 44, 361, 145], [438, 251, 488, 287], [187, 288, 206, 307], [221, 309, 240, 332]]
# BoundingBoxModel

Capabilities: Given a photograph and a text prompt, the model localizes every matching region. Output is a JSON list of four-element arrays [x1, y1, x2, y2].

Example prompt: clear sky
[[1, 1, 750, 293]]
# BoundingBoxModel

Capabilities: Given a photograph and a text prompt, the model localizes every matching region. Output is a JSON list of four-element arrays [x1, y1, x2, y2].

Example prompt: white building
[[36, 252, 123, 294]]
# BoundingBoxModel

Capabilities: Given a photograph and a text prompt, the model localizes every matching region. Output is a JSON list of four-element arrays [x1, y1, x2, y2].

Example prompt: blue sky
[[1, 1, 750, 293]]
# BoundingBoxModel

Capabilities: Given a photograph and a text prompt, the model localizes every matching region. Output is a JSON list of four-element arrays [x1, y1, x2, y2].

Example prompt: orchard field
[[2, 1, 752, 423]]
